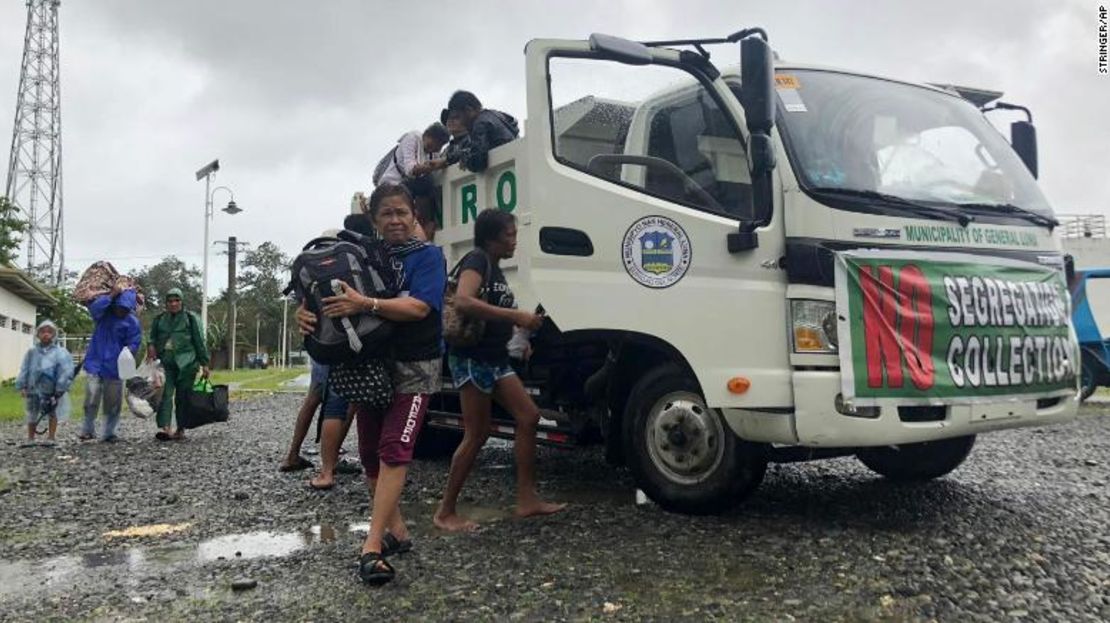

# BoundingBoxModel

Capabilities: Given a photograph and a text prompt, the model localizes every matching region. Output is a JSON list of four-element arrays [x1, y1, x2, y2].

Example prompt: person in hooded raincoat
[[80, 285, 143, 442], [147, 287, 210, 441], [15, 320, 75, 445]]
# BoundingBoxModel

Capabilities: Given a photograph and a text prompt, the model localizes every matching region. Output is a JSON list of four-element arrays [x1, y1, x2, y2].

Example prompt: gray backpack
[[286, 233, 397, 364], [371, 137, 404, 185]]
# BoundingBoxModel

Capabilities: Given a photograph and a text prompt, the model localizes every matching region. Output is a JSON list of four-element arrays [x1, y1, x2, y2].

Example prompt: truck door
[[520, 38, 792, 409]]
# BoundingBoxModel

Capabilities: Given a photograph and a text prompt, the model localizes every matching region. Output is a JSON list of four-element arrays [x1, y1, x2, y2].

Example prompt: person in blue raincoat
[[80, 284, 143, 442], [15, 320, 75, 446]]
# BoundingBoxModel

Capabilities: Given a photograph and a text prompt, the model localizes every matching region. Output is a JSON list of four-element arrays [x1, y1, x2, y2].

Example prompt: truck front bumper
[[723, 370, 1080, 447]]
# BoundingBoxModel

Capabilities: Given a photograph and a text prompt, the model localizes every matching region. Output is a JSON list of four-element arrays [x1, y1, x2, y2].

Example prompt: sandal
[[155, 431, 171, 442], [279, 456, 314, 473], [357, 552, 394, 585], [381, 533, 413, 557], [335, 460, 363, 475], [307, 479, 335, 491], [78, 433, 95, 441]]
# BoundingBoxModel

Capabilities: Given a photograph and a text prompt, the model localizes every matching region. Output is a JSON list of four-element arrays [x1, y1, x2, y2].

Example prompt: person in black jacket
[[444, 90, 519, 173]]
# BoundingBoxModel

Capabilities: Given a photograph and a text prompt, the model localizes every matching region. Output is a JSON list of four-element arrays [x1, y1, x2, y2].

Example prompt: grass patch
[[0, 377, 88, 423], [0, 368, 305, 421], [210, 368, 306, 392]]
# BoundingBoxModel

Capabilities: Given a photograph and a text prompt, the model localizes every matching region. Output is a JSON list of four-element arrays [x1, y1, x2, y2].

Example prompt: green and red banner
[[834, 250, 1079, 405]]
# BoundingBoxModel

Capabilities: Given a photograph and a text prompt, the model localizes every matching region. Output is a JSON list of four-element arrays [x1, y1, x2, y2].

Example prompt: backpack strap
[[479, 252, 493, 301], [450, 250, 494, 301]]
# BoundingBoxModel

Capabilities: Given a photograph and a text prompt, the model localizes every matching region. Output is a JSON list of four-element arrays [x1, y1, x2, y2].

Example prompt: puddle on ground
[[0, 485, 645, 599], [0, 522, 368, 598], [453, 503, 513, 525]]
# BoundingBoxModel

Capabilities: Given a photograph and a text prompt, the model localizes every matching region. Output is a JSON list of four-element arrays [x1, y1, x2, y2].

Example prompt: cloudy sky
[[1, 0, 1107, 295]]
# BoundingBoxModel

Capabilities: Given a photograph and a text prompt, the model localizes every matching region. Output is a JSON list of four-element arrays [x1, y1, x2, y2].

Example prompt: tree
[[133, 256, 203, 311], [0, 196, 27, 266], [41, 286, 93, 335], [239, 242, 291, 355]]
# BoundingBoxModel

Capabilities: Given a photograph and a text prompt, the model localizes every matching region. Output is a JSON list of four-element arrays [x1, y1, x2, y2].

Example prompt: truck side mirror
[[729, 35, 776, 252], [1011, 120, 1038, 179], [739, 37, 775, 138]]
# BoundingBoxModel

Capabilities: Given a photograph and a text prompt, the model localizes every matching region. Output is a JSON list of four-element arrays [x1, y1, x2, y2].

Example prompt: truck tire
[[623, 364, 766, 515], [857, 435, 976, 482]]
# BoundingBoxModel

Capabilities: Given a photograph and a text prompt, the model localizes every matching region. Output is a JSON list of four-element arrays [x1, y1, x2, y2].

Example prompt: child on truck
[[16, 320, 75, 446], [442, 90, 519, 173]]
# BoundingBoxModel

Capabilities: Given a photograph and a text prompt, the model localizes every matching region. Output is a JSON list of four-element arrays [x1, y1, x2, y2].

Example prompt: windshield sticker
[[834, 249, 1078, 406], [622, 216, 692, 289], [775, 74, 800, 89], [777, 87, 807, 112]]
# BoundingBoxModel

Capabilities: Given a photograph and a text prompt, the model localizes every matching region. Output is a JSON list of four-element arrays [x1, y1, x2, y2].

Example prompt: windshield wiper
[[808, 187, 975, 227], [955, 202, 1058, 229]]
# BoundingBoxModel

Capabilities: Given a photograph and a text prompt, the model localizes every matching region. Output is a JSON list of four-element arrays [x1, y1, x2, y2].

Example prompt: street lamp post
[[195, 159, 242, 336], [280, 297, 289, 369]]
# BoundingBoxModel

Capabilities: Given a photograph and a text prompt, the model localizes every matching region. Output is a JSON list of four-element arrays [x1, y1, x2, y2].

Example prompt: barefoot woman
[[434, 208, 565, 532]]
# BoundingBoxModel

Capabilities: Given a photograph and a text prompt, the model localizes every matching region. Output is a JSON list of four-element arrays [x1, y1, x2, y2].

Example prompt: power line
[[65, 252, 206, 263]]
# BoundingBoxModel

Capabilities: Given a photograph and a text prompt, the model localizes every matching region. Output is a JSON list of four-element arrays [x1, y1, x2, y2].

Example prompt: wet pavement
[[0, 394, 1108, 622]]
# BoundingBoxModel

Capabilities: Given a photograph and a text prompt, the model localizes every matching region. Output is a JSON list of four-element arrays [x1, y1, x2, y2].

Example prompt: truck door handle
[[540, 227, 593, 257]]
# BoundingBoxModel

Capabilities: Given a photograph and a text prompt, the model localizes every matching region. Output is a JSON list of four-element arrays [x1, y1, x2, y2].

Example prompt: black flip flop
[[279, 457, 314, 473], [381, 533, 413, 557], [155, 432, 171, 442], [335, 460, 363, 475], [357, 552, 394, 585], [307, 480, 335, 491]]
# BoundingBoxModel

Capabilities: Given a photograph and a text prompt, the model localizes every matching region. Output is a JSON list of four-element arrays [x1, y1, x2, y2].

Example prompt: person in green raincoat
[[147, 288, 209, 440]]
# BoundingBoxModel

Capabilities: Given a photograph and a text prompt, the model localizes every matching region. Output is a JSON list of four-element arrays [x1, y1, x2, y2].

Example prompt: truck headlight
[[791, 300, 838, 354]]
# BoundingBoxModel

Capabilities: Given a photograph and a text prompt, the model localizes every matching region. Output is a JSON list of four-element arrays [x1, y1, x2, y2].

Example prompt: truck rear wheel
[[623, 364, 766, 515], [857, 435, 976, 482]]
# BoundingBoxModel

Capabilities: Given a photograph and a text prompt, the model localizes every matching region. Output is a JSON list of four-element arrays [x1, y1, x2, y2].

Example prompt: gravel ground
[[0, 394, 1108, 622]]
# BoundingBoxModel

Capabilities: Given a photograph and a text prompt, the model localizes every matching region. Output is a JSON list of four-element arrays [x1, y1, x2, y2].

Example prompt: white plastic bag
[[117, 348, 137, 380], [125, 358, 165, 418]]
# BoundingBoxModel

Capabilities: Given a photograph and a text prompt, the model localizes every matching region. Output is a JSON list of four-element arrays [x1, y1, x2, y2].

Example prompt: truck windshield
[[771, 70, 1053, 218]]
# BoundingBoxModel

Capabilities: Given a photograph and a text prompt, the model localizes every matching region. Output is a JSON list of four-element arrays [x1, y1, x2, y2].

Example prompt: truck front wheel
[[856, 435, 976, 482], [623, 364, 766, 515]]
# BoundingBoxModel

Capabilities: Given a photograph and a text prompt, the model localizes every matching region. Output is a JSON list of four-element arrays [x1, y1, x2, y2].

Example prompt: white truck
[[419, 28, 1081, 514]]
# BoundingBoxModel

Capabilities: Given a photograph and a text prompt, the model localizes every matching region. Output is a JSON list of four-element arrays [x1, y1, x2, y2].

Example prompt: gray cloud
[[1, 0, 1107, 294]]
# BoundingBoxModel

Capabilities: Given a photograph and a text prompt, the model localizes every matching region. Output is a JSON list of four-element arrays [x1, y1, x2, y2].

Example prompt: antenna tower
[[5, 0, 63, 283]]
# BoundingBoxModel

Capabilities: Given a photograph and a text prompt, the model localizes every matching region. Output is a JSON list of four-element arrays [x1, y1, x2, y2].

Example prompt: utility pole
[[228, 236, 237, 371], [6, 0, 64, 283], [215, 237, 248, 370]]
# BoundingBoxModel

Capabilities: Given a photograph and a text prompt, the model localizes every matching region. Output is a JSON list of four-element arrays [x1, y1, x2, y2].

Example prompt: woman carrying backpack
[[433, 208, 565, 533], [296, 183, 446, 586]]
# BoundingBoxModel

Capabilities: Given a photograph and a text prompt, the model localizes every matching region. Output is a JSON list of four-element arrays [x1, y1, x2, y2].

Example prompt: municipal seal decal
[[622, 216, 692, 289]]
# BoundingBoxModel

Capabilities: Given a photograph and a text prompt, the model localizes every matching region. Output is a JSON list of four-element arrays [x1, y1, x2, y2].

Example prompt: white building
[[0, 265, 56, 380], [1061, 215, 1110, 334]]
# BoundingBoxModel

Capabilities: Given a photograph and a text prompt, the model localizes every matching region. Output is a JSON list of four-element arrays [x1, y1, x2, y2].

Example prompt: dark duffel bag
[[181, 379, 229, 429]]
